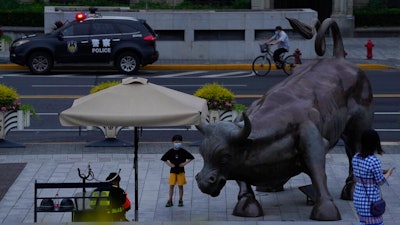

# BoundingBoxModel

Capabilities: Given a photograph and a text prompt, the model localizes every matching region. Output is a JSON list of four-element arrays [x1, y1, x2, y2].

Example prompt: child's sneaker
[[165, 201, 173, 207], [178, 200, 183, 207]]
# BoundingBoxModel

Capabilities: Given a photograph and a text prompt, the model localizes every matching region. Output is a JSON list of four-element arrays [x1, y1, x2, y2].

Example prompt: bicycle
[[252, 43, 299, 76]]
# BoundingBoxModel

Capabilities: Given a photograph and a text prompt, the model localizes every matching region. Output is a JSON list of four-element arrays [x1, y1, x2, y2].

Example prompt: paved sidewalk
[[0, 143, 399, 225]]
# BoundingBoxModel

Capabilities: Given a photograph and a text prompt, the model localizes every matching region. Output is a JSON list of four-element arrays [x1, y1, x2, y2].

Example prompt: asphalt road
[[0, 69, 399, 144]]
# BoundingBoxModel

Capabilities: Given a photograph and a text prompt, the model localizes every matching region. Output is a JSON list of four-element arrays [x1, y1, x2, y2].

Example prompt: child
[[161, 134, 194, 207]]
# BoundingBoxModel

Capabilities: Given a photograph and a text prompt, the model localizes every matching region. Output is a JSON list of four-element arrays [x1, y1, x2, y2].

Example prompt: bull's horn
[[315, 18, 345, 58], [196, 123, 207, 135], [231, 112, 251, 141], [196, 120, 213, 135]]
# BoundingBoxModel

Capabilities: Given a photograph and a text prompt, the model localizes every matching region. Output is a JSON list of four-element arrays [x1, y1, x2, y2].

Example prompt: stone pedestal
[[85, 126, 133, 147], [331, 0, 355, 37], [330, 14, 354, 37]]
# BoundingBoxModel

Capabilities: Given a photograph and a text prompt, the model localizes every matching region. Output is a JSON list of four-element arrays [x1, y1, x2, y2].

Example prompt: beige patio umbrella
[[59, 77, 208, 221], [60, 77, 207, 126]]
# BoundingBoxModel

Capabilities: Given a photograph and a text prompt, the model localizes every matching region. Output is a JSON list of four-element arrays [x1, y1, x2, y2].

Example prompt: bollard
[[364, 40, 374, 59], [294, 48, 302, 64]]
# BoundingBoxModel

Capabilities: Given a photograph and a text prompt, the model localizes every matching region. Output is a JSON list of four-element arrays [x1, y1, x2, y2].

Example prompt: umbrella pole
[[134, 127, 139, 221]]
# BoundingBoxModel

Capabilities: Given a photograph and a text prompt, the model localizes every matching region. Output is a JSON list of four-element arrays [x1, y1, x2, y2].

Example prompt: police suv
[[9, 10, 159, 75]]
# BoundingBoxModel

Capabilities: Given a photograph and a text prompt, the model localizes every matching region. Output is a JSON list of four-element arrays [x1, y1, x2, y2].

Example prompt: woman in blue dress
[[352, 129, 394, 225]]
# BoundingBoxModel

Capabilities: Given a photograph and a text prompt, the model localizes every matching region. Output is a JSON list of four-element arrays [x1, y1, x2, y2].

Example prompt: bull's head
[[195, 113, 252, 197]]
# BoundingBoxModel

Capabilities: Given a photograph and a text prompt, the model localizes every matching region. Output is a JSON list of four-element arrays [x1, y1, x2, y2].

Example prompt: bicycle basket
[[259, 43, 269, 53]]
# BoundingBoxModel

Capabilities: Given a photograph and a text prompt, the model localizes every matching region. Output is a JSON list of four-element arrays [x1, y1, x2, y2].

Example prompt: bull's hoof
[[256, 185, 284, 192], [310, 200, 341, 221], [232, 195, 263, 217], [340, 181, 355, 200]]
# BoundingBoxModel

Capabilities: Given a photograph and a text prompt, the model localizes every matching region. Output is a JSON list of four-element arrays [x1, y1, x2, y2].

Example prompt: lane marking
[[235, 94, 400, 98], [36, 112, 400, 116], [17, 127, 195, 132], [23, 141, 400, 145], [154, 71, 207, 78], [201, 71, 252, 78], [376, 129, 400, 132], [21, 95, 82, 99], [375, 112, 400, 115], [15, 128, 400, 135], [32, 85, 94, 88]]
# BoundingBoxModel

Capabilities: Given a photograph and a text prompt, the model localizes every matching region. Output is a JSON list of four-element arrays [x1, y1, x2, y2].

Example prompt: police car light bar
[[75, 13, 86, 21]]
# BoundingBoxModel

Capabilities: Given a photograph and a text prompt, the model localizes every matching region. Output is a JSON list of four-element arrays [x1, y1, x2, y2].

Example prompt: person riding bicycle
[[266, 26, 290, 69]]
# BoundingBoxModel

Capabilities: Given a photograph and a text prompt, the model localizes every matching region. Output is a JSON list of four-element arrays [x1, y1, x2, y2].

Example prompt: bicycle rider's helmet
[[275, 26, 282, 31]]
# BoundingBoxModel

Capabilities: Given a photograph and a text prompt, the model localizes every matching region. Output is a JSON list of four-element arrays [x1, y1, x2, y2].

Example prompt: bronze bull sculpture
[[195, 18, 373, 221]]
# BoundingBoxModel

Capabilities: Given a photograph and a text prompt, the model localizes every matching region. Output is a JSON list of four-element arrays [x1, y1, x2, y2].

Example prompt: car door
[[54, 21, 93, 63], [89, 21, 120, 62]]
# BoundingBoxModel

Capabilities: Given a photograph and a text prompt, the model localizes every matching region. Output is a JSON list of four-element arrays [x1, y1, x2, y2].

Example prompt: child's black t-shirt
[[161, 148, 195, 174]]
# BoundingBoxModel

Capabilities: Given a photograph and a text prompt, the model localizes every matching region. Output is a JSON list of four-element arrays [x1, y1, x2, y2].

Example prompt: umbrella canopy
[[60, 77, 208, 127], [59, 77, 207, 221]]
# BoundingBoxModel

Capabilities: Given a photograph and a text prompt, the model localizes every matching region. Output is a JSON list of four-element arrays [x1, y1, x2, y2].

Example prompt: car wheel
[[116, 52, 139, 74], [27, 51, 53, 75]]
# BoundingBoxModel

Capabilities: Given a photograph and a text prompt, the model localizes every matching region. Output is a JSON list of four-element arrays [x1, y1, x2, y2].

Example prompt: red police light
[[75, 13, 86, 21]]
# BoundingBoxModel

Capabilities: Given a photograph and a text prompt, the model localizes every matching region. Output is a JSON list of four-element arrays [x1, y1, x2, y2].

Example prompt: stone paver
[[0, 144, 399, 225]]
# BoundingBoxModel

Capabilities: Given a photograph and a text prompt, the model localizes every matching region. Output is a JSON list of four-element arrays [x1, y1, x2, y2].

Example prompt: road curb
[[0, 63, 395, 71]]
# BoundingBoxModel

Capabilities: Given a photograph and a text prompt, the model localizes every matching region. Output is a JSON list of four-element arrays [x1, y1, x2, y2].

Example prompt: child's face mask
[[173, 142, 182, 149]]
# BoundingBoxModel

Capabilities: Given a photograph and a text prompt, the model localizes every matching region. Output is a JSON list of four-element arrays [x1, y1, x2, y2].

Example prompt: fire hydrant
[[294, 48, 302, 64], [365, 40, 374, 59]]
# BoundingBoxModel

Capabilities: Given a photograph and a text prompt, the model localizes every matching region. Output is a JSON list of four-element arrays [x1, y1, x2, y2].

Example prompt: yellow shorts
[[168, 173, 186, 186]]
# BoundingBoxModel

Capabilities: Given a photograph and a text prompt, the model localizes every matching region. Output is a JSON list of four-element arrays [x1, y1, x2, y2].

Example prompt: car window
[[116, 23, 141, 34], [92, 22, 118, 35], [140, 20, 157, 36], [61, 22, 91, 36]]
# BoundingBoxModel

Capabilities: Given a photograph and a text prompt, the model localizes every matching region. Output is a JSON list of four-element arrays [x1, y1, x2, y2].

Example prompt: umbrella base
[[85, 138, 133, 147], [0, 139, 25, 148]]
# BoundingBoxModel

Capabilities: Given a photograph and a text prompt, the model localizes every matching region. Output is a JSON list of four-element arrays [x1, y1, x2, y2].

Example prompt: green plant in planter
[[233, 103, 247, 113], [0, 34, 12, 45], [194, 82, 235, 110], [90, 80, 121, 94], [19, 103, 39, 119], [0, 83, 38, 118]]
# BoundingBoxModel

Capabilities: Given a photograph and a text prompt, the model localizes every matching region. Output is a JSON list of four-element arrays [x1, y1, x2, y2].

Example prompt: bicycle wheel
[[252, 55, 271, 76], [282, 55, 297, 76]]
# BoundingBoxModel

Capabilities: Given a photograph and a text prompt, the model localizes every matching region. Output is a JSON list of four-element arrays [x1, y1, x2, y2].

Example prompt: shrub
[[194, 82, 235, 110], [90, 81, 121, 94], [354, 8, 400, 27], [0, 84, 19, 111], [0, 84, 37, 117]]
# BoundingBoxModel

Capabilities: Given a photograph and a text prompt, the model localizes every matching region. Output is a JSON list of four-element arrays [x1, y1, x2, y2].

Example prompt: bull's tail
[[287, 17, 346, 59], [315, 18, 345, 58], [286, 17, 320, 40]]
